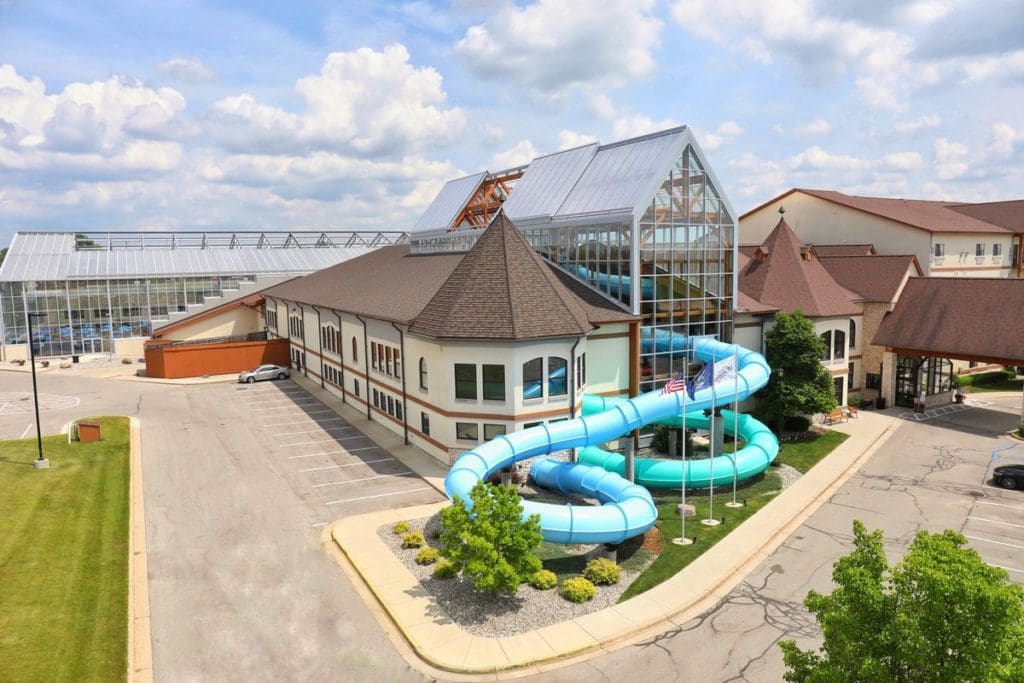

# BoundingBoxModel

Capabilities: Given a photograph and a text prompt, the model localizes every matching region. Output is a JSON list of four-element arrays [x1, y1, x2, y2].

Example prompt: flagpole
[[703, 361, 720, 527], [726, 348, 743, 508], [674, 355, 693, 546]]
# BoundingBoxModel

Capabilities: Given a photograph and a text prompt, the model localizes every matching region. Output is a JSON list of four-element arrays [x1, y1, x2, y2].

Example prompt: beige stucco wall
[[113, 337, 147, 358], [740, 191, 1013, 278], [159, 305, 263, 342]]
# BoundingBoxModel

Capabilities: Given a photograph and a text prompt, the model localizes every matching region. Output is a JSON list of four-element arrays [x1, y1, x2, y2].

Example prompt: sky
[[1, 0, 1022, 247]]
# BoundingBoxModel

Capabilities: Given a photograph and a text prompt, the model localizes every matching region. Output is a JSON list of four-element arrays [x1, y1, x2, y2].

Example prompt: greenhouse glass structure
[[0, 230, 406, 359], [409, 126, 736, 394]]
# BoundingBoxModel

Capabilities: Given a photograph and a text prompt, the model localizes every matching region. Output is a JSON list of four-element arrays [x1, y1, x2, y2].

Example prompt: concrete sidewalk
[[329, 409, 900, 678]]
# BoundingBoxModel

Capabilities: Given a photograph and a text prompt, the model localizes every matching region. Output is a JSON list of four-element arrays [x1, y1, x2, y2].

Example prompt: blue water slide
[[443, 336, 773, 544]]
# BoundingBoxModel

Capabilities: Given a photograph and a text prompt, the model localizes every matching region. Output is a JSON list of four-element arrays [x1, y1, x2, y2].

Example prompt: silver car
[[239, 364, 290, 383]]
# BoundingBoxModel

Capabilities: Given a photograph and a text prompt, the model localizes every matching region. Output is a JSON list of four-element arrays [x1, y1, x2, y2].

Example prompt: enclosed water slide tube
[[443, 336, 772, 544]]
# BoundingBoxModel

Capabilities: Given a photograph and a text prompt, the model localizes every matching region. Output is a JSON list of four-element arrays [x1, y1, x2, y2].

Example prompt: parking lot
[[230, 379, 442, 525], [964, 443, 1024, 582]]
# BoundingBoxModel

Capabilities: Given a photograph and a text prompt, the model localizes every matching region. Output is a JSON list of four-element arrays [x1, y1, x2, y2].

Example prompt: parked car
[[993, 464, 1024, 490], [238, 364, 290, 383]]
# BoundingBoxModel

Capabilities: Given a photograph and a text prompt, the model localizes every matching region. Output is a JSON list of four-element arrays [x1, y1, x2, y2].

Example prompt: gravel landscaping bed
[[378, 512, 652, 638]]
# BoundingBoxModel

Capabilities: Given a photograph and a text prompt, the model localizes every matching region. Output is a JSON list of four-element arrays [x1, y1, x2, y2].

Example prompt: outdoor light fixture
[[27, 312, 48, 469]]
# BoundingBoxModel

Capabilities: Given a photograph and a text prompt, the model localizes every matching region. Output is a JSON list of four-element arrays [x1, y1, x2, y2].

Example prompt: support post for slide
[[623, 437, 635, 483], [727, 348, 743, 508]]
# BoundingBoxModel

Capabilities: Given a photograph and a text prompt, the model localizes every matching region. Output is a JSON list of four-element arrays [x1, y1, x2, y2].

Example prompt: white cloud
[[702, 120, 745, 151], [155, 57, 217, 82], [962, 49, 1024, 84], [557, 130, 598, 150], [209, 45, 467, 157], [934, 138, 968, 179], [456, 0, 662, 94], [611, 114, 679, 140], [882, 151, 925, 171], [489, 140, 538, 169], [893, 114, 941, 133]]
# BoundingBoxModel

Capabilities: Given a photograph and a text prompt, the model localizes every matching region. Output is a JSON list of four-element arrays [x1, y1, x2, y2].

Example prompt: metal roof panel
[[413, 172, 487, 232]]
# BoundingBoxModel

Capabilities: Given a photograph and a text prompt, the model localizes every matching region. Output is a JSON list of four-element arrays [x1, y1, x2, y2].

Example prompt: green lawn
[[619, 429, 848, 601], [775, 430, 849, 473], [0, 417, 130, 682]]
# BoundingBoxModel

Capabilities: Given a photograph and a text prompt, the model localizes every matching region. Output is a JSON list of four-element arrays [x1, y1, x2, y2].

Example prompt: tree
[[780, 521, 1024, 682], [760, 311, 837, 429], [439, 481, 543, 594]]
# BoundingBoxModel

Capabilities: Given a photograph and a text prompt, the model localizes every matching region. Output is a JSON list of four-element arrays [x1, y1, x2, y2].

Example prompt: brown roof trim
[[151, 292, 264, 338], [739, 188, 801, 221]]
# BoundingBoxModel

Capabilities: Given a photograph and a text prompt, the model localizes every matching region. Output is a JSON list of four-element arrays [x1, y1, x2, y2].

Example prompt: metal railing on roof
[[70, 230, 409, 251], [408, 228, 483, 254]]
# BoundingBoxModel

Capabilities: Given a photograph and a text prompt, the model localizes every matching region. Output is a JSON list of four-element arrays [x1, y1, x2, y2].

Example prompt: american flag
[[661, 368, 688, 395]]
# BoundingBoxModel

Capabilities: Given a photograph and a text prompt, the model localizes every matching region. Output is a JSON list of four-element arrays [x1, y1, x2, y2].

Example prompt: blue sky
[[1, 0, 1022, 246]]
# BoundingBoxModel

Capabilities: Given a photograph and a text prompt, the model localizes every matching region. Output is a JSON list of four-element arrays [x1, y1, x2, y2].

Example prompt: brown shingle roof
[[410, 212, 597, 340], [742, 189, 1017, 234], [872, 278, 1024, 364], [264, 213, 635, 339], [947, 200, 1024, 234], [739, 218, 859, 317], [818, 255, 921, 304]]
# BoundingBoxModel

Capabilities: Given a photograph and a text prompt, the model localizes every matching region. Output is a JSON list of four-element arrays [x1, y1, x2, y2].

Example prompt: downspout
[[336, 310, 346, 405], [355, 314, 371, 420], [299, 304, 307, 378], [390, 322, 409, 446], [311, 305, 324, 389], [569, 336, 582, 419]]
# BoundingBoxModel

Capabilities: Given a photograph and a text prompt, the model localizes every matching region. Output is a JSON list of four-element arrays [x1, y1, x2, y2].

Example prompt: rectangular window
[[976, 243, 985, 257], [354, 379, 360, 398], [993, 243, 1002, 257], [548, 357, 568, 396], [455, 422, 479, 441], [482, 364, 505, 400], [866, 372, 881, 390], [394, 349, 401, 378], [523, 358, 543, 399], [484, 424, 506, 441], [848, 362, 855, 391], [421, 412, 430, 436], [454, 363, 477, 399], [524, 422, 542, 430], [386, 347, 393, 375], [371, 342, 378, 370], [396, 402, 403, 421], [934, 243, 944, 257]]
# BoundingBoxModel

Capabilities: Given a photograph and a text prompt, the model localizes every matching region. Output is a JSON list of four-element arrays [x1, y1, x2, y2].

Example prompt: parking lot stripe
[[989, 563, 1024, 575], [969, 516, 1024, 530], [325, 487, 433, 505], [263, 418, 344, 427], [279, 435, 365, 446], [313, 471, 414, 488], [964, 534, 1024, 550], [252, 405, 323, 412], [976, 500, 1024, 513], [272, 427, 351, 436], [287, 453, 333, 459], [299, 457, 392, 472]]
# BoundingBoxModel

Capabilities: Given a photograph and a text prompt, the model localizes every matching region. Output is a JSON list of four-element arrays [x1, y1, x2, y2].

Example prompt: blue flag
[[686, 360, 714, 401]]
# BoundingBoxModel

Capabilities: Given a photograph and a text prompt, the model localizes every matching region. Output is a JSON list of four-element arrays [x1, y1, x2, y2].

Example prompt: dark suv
[[993, 464, 1024, 490]]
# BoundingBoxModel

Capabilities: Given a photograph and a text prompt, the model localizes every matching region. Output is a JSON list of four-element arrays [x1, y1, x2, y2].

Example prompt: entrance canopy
[[873, 278, 1024, 365]]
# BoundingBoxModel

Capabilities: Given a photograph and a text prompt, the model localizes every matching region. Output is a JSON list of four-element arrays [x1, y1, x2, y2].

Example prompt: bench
[[844, 405, 858, 419], [824, 408, 846, 425]]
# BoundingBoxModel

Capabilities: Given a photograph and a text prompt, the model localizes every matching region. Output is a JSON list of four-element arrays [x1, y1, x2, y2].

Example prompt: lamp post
[[776, 367, 785, 437], [27, 312, 48, 469]]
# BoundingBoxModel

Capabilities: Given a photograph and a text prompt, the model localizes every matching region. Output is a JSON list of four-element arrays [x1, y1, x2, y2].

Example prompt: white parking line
[[969, 516, 1024, 530], [964, 534, 1024, 550], [311, 522, 328, 528], [288, 453, 332, 459], [990, 563, 1024, 575], [20, 423, 33, 439], [272, 427, 351, 436], [252, 405, 323, 412], [313, 471, 413, 488], [325, 487, 434, 505], [263, 418, 344, 427], [977, 500, 1024, 513], [279, 435, 366, 446], [298, 457, 393, 470]]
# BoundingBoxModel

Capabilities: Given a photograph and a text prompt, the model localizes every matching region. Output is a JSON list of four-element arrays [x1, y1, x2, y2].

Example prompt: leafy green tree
[[439, 481, 542, 594], [760, 311, 837, 430], [780, 521, 1024, 682]]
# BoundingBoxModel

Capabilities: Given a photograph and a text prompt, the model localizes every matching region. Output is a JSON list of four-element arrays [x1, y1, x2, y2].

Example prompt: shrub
[[120, 357, 133, 365], [415, 547, 439, 565], [583, 557, 621, 585], [528, 570, 558, 590], [560, 577, 596, 603], [783, 415, 812, 432], [392, 520, 410, 535], [401, 531, 425, 549], [433, 560, 458, 580], [847, 392, 862, 406], [439, 480, 542, 593]]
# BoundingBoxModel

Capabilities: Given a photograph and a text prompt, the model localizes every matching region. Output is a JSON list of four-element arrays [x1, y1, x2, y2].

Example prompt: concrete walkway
[[329, 410, 899, 677]]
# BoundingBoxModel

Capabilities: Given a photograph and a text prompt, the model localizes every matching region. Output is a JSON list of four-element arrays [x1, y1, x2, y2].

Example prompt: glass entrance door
[[895, 356, 923, 408]]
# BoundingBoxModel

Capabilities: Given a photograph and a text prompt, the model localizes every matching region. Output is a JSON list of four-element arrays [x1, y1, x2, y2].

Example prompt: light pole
[[27, 312, 48, 469], [776, 367, 785, 437]]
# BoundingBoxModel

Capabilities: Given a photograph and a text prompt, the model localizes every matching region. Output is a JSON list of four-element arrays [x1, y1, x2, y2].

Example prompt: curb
[[128, 417, 154, 682], [329, 418, 901, 677]]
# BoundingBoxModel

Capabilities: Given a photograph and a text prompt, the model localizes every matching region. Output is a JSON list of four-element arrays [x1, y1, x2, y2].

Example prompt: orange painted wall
[[144, 338, 291, 379]]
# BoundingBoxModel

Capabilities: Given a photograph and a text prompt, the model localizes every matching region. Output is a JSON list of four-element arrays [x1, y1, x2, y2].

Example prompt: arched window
[[419, 357, 428, 390], [820, 332, 832, 361], [523, 358, 543, 399], [351, 337, 358, 362], [849, 319, 857, 349], [834, 329, 846, 360], [548, 357, 568, 396]]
